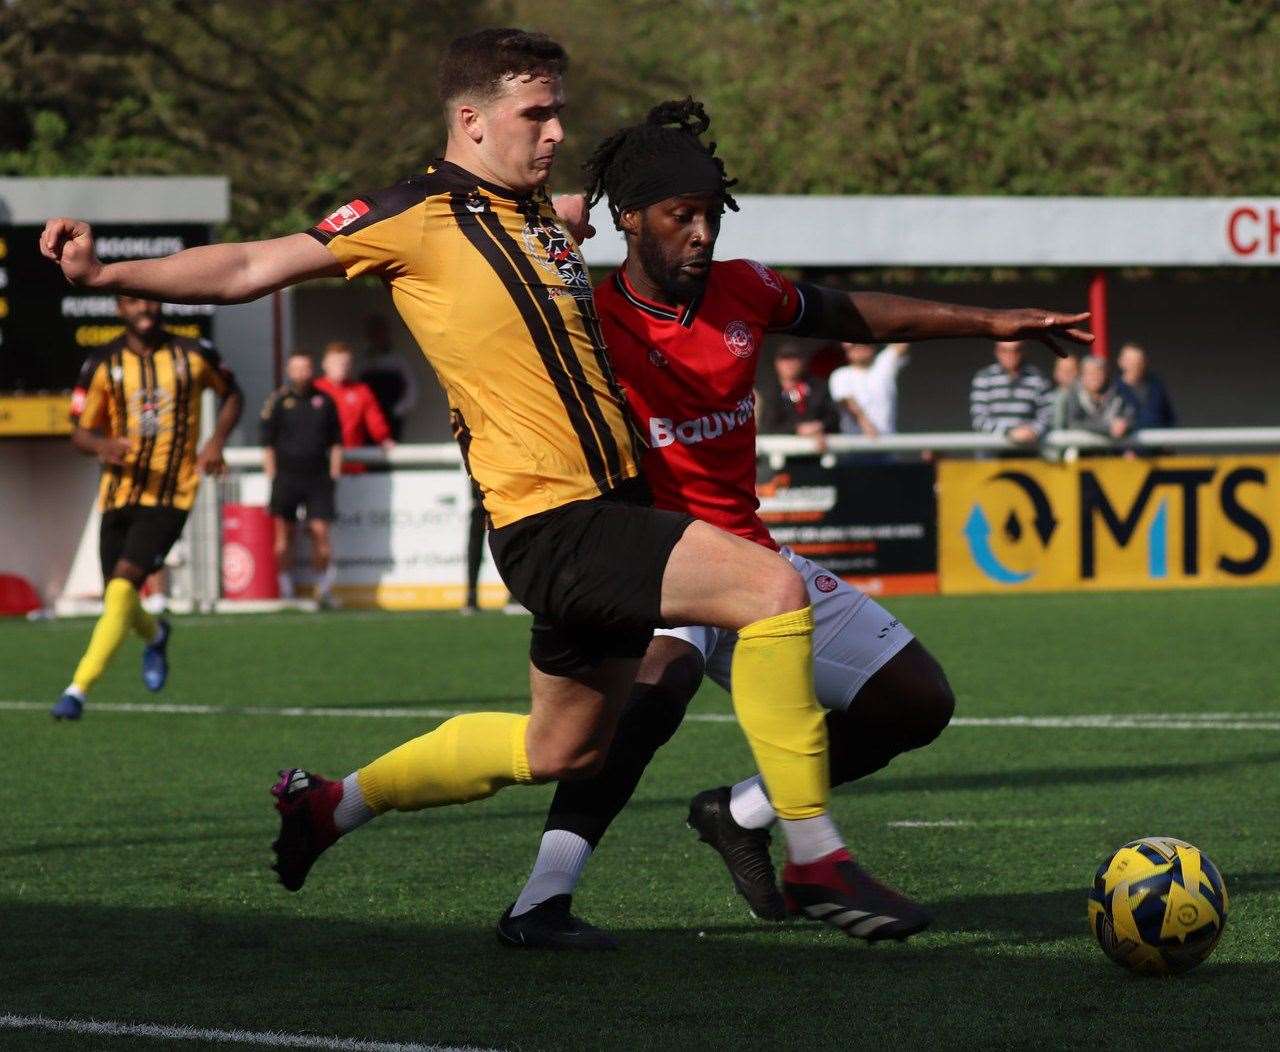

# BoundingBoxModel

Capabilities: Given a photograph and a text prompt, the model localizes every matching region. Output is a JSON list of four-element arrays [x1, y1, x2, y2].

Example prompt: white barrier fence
[[50, 428, 1279, 615], [221, 426, 1280, 471]]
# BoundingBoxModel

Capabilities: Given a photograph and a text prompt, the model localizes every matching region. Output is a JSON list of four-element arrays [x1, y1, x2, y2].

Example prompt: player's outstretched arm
[[40, 219, 343, 304], [812, 287, 1093, 358]]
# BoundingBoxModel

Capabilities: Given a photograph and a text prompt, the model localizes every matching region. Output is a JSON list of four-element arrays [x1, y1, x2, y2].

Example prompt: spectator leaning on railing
[[757, 344, 840, 447], [827, 341, 910, 437], [1052, 354, 1134, 453], [969, 340, 1054, 446], [1052, 352, 1080, 397], [1115, 342, 1177, 429]]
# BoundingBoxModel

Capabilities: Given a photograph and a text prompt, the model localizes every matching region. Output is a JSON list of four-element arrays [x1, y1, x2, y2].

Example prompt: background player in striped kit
[[53, 295, 242, 720]]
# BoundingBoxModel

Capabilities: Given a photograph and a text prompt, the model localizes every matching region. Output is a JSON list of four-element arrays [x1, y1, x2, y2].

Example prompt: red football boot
[[270, 768, 342, 891], [782, 848, 932, 942]]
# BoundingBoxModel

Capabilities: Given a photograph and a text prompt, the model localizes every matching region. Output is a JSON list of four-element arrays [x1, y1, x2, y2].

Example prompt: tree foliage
[[3, 0, 1277, 238]]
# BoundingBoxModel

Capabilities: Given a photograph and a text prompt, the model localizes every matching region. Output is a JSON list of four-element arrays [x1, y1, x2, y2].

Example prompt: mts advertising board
[[939, 456, 1280, 593]]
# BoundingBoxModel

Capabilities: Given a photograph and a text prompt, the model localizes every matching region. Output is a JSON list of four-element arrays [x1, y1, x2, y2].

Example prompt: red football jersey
[[595, 259, 817, 550], [314, 377, 391, 475]]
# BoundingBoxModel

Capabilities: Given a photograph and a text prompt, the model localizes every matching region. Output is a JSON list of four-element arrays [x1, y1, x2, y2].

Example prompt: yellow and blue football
[[1088, 836, 1228, 976]]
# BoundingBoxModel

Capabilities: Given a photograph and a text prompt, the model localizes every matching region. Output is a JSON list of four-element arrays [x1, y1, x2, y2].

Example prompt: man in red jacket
[[314, 341, 395, 474]]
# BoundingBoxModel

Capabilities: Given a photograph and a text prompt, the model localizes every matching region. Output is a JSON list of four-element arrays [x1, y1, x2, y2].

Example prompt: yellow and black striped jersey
[[71, 334, 239, 512], [306, 160, 642, 528]]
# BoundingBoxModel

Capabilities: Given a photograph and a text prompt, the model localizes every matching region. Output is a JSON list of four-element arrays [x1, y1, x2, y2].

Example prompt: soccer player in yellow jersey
[[40, 28, 1088, 939], [52, 295, 242, 719]]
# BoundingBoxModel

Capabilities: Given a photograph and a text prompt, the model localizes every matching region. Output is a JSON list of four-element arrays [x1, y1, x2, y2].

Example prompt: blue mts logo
[[963, 471, 1056, 584]]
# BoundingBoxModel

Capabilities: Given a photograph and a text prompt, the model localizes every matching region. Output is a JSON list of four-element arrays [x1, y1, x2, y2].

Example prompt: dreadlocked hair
[[583, 97, 739, 226]]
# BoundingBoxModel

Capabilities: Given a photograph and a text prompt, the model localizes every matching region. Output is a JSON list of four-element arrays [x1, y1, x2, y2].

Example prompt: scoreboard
[[0, 223, 213, 437]]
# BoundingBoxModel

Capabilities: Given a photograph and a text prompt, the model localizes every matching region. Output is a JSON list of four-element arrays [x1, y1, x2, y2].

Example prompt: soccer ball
[[1088, 836, 1228, 976]]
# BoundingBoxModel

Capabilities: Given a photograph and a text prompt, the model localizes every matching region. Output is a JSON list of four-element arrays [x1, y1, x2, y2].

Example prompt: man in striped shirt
[[969, 340, 1053, 446]]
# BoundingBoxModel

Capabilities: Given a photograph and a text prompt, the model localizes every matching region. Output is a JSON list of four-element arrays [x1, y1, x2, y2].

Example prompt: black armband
[[781, 282, 825, 337]]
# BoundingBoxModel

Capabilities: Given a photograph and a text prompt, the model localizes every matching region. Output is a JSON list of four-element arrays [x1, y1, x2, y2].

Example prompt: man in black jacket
[[261, 353, 343, 604]]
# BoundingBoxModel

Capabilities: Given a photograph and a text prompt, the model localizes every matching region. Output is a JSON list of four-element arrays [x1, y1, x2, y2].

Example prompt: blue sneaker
[[52, 692, 84, 720], [142, 618, 171, 693]]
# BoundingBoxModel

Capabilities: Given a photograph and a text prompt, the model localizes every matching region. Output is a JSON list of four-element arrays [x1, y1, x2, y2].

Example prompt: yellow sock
[[730, 605, 829, 820], [356, 712, 533, 814], [133, 599, 157, 642], [71, 578, 141, 694]]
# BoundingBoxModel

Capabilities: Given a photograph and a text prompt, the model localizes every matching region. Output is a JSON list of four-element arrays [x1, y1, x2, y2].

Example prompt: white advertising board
[[240, 469, 506, 609]]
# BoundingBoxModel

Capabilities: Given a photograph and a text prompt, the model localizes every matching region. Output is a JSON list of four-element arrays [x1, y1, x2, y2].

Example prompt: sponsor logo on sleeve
[[744, 259, 781, 292], [317, 200, 371, 234]]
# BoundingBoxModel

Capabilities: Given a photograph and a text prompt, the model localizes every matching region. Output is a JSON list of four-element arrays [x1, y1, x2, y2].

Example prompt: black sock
[[543, 681, 691, 847]]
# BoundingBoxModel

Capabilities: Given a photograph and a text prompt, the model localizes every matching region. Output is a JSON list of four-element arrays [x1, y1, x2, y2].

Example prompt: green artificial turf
[[1, 590, 1277, 1050]]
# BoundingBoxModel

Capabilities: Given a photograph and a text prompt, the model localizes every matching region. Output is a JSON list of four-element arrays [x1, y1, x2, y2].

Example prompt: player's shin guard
[[132, 595, 158, 643], [729, 606, 829, 820], [544, 681, 691, 846], [355, 712, 533, 813], [70, 578, 142, 693]]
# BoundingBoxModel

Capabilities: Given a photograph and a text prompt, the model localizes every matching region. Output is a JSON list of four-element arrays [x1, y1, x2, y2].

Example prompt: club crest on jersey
[[648, 348, 668, 368], [128, 389, 174, 438], [522, 217, 592, 300], [317, 200, 370, 234], [814, 574, 840, 593], [311, 395, 325, 409], [723, 320, 755, 359]]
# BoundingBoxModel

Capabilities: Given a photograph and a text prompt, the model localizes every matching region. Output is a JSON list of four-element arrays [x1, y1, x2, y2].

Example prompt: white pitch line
[[949, 715, 1280, 731], [3, 700, 1279, 730], [888, 819, 970, 828], [887, 816, 1102, 829], [0, 1013, 497, 1052]]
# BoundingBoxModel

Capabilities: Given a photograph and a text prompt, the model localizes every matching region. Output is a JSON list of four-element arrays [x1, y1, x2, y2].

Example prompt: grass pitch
[[2, 589, 1278, 1050]]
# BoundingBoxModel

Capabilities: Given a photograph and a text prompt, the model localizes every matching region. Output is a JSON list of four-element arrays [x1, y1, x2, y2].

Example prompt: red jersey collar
[[613, 269, 703, 329]]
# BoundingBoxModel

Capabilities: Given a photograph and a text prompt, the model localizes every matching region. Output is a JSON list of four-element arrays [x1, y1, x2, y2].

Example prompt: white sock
[[509, 829, 593, 918], [333, 773, 375, 834], [63, 684, 86, 701], [728, 776, 777, 830], [277, 571, 295, 599], [316, 564, 337, 598], [779, 813, 845, 865]]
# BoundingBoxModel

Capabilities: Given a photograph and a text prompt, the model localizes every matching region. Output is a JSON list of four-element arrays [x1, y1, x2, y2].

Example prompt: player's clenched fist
[[40, 217, 103, 287]]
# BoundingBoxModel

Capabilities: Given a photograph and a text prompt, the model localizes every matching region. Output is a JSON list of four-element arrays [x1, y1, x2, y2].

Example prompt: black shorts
[[488, 476, 695, 678], [100, 505, 189, 581], [270, 473, 336, 522]]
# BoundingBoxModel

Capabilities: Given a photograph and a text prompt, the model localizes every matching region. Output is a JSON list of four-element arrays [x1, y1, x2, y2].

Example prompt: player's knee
[[539, 744, 608, 782], [899, 655, 956, 750], [915, 675, 956, 747], [109, 560, 147, 589], [751, 563, 809, 621]]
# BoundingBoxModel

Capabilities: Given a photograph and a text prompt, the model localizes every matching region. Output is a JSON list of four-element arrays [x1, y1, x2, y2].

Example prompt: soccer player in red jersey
[[501, 99, 1093, 948]]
